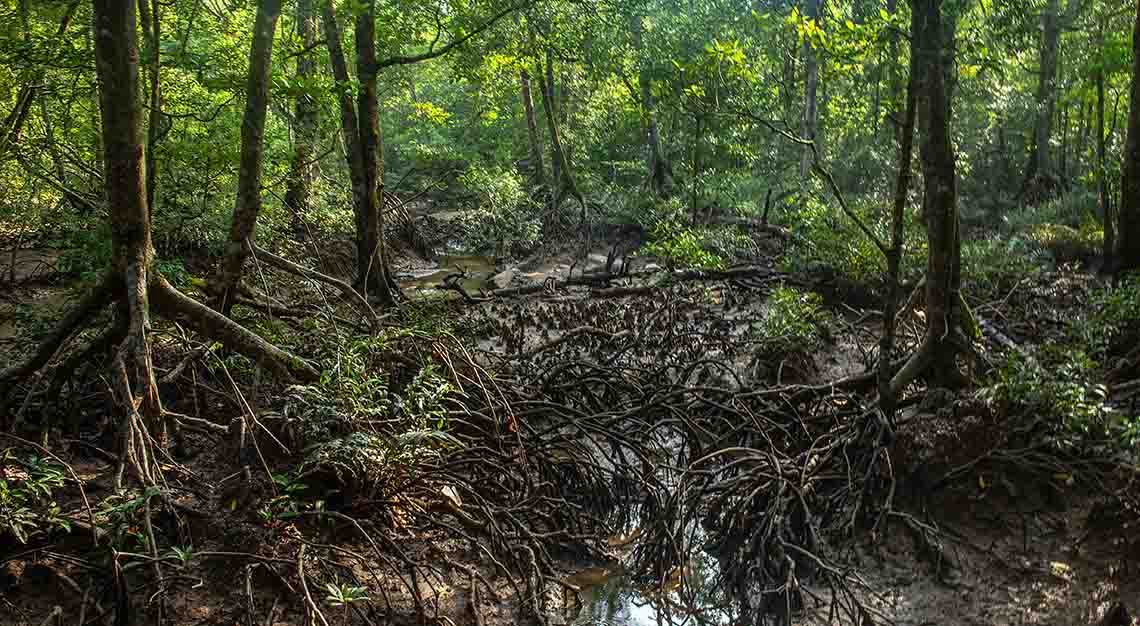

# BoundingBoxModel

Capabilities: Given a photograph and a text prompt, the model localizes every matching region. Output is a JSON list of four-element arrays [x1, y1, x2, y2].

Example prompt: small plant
[[978, 350, 1132, 449], [325, 581, 369, 626], [754, 286, 830, 352], [640, 221, 725, 270], [0, 453, 70, 544]]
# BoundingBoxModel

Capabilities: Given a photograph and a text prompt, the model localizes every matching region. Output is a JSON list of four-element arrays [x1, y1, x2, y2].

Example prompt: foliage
[[639, 220, 725, 270], [456, 165, 540, 255], [288, 333, 461, 497], [754, 285, 830, 352], [960, 236, 1046, 295], [0, 452, 70, 544], [778, 195, 924, 284], [980, 350, 1137, 449], [1076, 276, 1140, 359]]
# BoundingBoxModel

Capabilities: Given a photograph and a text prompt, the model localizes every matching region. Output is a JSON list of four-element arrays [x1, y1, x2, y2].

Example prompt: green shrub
[[456, 166, 540, 255], [778, 195, 925, 284], [1076, 276, 1140, 359], [754, 286, 830, 352], [980, 349, 1137, 449], [0, 453, 70, 544], [639, 220, 725, 270], [960, 236, 1045, 295]]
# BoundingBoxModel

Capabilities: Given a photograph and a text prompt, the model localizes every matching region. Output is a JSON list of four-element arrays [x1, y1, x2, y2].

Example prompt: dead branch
[[249, 242, 379, 326]]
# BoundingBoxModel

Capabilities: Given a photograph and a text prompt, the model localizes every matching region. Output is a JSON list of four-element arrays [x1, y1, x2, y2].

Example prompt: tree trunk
[[538, 51, 584, 222], [137, 0, 161, 214], [520, 68, 546, 187], [284, 0, 319, 240], [631, 12, 672, 199], [890, 0, 963, 396], [880, 0, 920, 420], [213, 0, 281, 316], [799, 0, 823, 182], [322, 2, 369, 284], [1118, 0, 1140, 274], [1098, 39, 1113, 268], [1029, 0, 1061, 179], [354, 0, 397, 305], [94, 0, 165, 480], [545, 49, 562, 189]]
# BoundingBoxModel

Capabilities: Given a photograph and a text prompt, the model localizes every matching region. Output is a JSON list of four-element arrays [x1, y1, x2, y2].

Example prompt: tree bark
[[354, 0, 397, 305], [880, 4, 920, 420], [538, 51, 584, 222], [322, 2, 369, 283], [1118, 0, 1140, 274], [520, 68, 547, 187], [545, 49, 562, 189], [94, 0, 165, 479], [213, 0, 282, 316], [284, 0, 319, 240], [1098, 34, 1113, 268]]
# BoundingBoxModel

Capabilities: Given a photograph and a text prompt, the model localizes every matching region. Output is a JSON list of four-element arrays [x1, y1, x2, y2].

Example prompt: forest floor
[[1, 214, 1138, 626]]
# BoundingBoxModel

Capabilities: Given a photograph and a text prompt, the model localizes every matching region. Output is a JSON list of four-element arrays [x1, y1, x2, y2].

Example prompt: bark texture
[[799, 0, 822, 182], [1030, 0, 1061, 179], [354, 0, 396, 304]]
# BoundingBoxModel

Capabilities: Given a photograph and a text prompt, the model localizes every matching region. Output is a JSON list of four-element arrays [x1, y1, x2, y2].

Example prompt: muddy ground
[[1, 219, 1138, 626]]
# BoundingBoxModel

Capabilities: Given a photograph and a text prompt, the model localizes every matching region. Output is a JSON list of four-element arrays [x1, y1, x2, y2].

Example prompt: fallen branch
[[249, 243, 379, 326]]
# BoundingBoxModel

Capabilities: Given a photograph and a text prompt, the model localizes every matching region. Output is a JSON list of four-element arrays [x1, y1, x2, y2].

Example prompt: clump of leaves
[[979, 350, 1136, 449], [292, 355, 461, 501], [778, 195, 924, 284], [457, 165, 540, 256], [640, 220, 725, 270], [1077, 276, 1140, 359], [95, 487, 160, 550], [754, 286, 830, 352], [0, 453, 70, 544], [960, 236, 1045, 296]]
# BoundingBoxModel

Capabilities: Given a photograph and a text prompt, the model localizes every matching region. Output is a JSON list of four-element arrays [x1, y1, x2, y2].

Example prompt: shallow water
[[400, 254, 498, 295]]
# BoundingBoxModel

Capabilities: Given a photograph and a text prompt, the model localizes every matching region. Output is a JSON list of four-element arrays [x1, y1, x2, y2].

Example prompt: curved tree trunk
[[538, 51, 584, 222], [1119, 0, 1140, 275], [213, 0, 282, 316], [322, 1, 368, 280]]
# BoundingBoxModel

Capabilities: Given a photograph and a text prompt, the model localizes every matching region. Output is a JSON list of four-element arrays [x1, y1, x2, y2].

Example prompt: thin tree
[[888, 0, 966, 397], [212, 0, 283, 315]]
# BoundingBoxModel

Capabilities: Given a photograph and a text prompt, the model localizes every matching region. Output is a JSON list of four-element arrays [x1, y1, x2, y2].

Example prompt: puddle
[[400, 254, 498, 294]]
